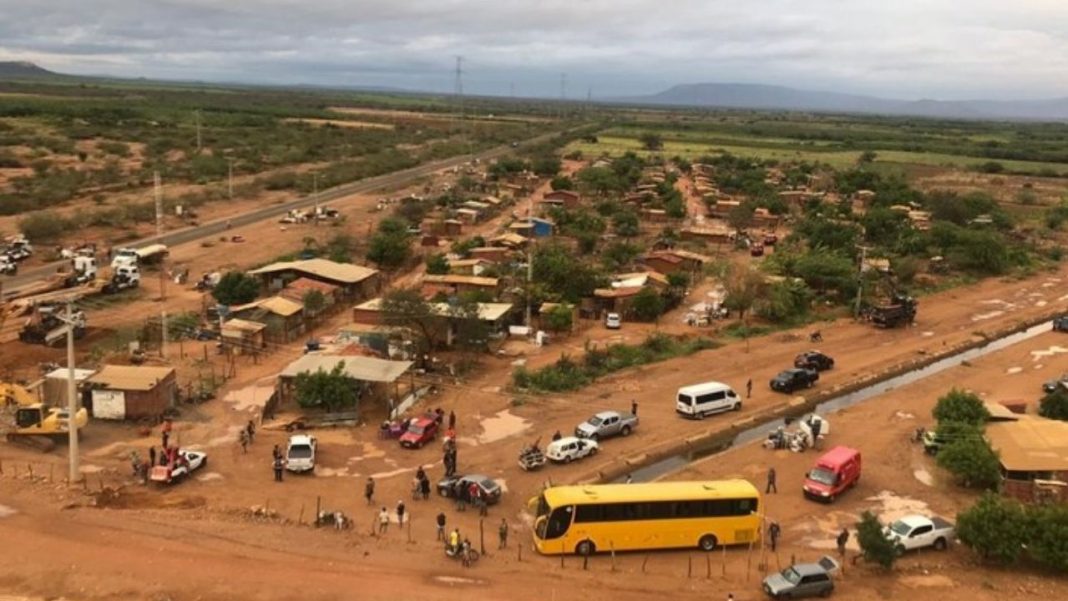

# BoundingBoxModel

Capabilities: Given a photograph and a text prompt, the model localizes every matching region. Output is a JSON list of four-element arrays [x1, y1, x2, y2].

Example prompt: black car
[[436, 474, 503, 505], [794, 351, 835, 371], [770, 368, 819, 394], [1054, 316, 1068, 332]]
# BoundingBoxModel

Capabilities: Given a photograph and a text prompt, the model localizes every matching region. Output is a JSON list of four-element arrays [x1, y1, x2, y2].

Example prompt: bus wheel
[[576, 540, 596, 556], [698, 535, 718, 551]]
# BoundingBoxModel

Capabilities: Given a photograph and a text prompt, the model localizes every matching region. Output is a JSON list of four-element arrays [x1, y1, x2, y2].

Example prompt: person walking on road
[[498, 518, 509, 549], [768, 521, 781, 552], [420, 476, 431, 500], [246, 419, 256, 443], [836, 528, 850, 557], [766, 467, 777, 494], [272, 444, 282, 461], [239, 429, 249, 453], [378, 507, 390, 534], [148, 446, 156, 468], [273, 456, 285, 482], [396, 500, 406, 525], [448, 410, 456, 430], [436, 512, 447, 541], [746, 379, 753, 399], [631, 399, 638, 416], [455, 482, 467, 512], [364, 477, 375, 505]]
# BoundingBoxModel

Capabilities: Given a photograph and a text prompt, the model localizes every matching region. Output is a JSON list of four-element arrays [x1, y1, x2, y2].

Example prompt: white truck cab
[[286, 434, 317, 472], [885, 514, 955, 552], [111, 248, 139, 268]]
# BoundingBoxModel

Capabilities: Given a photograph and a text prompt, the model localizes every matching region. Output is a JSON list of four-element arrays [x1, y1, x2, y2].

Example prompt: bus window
[[544, 506, 574, 539]]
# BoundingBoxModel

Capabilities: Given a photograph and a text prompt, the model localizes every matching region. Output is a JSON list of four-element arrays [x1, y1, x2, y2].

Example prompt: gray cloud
[[1, 1, 1067, 99]]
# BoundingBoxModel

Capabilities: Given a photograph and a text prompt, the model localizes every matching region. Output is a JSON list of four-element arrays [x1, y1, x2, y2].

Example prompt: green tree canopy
[[425, 253, 449, 275], [956, 493, 1030, 563], [367, 217, 413, 269], [936, 432, 1001, 489], [212, 271, 260, 305], [379, 287, 441, 353], [294, 362, 361, 411], [856, 511, 899, 569], [933, 388, 990, 425], [550, 175, 574, 191], [639, 132, 664, 151], [542, 304, 574, 333], [533, 242, 605, 303], [1039, 388, 1068, 421], [630, 287, 667, 322], [723, 268, 766, 320]]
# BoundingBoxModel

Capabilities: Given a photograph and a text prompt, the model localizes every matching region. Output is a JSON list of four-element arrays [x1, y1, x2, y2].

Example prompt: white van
[[676, 381, 741, 419]]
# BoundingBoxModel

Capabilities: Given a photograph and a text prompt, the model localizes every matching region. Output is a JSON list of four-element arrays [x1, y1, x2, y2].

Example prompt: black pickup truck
[[770, 368, 819, 394]]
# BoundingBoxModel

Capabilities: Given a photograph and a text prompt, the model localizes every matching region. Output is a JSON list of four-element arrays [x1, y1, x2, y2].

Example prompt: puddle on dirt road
[[913, 469, 934, 486], [0, 504, 16, 518], [866, 490, 930, 521], [1031, 346, 1068, 360], [627, 319, 1057, 484], [475, 410, 531, 445], [223, 384, 275, 412], [1006, 366, 1023, 374], [196, 472, 223, 482]]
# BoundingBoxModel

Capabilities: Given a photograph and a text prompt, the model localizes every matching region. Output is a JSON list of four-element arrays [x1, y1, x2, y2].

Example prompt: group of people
[[239, 419, 256, 453], [452, 479, 489, 516], [271, 442, 287, 482], [410, 466, 432, 500]]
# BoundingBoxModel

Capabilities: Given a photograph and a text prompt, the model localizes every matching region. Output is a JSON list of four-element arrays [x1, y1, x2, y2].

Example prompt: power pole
[[154, 171, 167, 301], [195, 110, 202, 151], [227, 157, 235, 199], [161, 309, 168, 359], [525, 194, 535, 329], [854, 245, 868, 318], [64, 301, 79, 483], [454, 56, 465, 147]]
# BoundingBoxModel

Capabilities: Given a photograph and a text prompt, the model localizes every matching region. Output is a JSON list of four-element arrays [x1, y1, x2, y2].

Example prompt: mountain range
[[623, 83, 1068, 121]]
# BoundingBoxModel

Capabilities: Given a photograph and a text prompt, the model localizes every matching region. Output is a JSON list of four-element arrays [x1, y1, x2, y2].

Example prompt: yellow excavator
[[2, 381, 89, 452]]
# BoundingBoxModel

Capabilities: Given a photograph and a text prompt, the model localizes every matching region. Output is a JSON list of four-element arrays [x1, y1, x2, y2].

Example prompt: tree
[[531, 154, 562, 177], [933, 388, 990, 425], [212, 271, 260, 305], [936, 433, 1001, 489], [723, 268, 765, 320], [533, 242, 605, 303], [1039, 388, 1068, 421], [379, 288, 442, 354], [726, 203, 755, 232], [367, 217, 412, 269], [756, 279, 813, 323], [542, 304, 574, 333], [1028, 503, 1068, 571], [639, 132, 664, 151], [956, 493, 1030, 563], [601, 241, 641, 270], [550, 175, 574, 191], [426, 253, 449, 275], [612, 210, 640, 237], [302, 290, 327, 319], [856, 511, 899, 569], [630, 287, 666, 322], [449, 297, 491, 354], [294, 362, 361, 411]]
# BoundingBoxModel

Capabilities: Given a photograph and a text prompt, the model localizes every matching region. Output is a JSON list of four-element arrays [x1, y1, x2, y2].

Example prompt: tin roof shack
[[248, 258, 381, 301], [231, 296, 305, 343], [469, 247, 513, 263], [591, 272, 670, 318], [421, 274, 500, 298], [509, 218, 553, 238], [277, 354, 414, 413], [643, 249, 713, 275], [352, 299, 514, 348], [539, 190, 581, 211], [680, 225, 736, 246], [279, 278, 339, 318], [43, 367, 96, 407], [447, 258, 493, 276], [221, 318, 266, 355], [86, 365, 177, 420], [986, 417, 1068, 504]]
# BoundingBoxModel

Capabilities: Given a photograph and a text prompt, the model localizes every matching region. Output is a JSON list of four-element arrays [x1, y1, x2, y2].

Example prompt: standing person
[[448, 410, 456, 430], [624, 474, 633, 484], [239, 429, 249, 453], [161, 418, 172, 449], [273, 455, 284, 482], [552, 430, 562, 441], [449, 528, 461, 553], [479, 488, 489, 517], [468, 482, 481, 515], [836, 528, 849, 558], [416, 466, 426, 482], [148, 446, 156, 468], [768, 521, 781, 552], [420, 476, 431, 501], [378, 507, 390, 534], [396, 500, 406, 525], [272, 444, 282, 461], [766, 467, 777, 494], [364, 477, 375, 505], [434, 408, 444, 425], [436, 512, 447, 542], [246, 419, 256, 443], [810, 417, 823, 450], [746, 379, 753, 399], [461, 538, 472, 568], [498, 518, 508, 549], [631, 399, 638, 416], [455, 481, 467, 512]]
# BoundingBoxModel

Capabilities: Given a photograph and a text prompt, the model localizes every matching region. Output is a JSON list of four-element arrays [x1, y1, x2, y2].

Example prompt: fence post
[[687, 555, 692, 579], [479, 518, 484, 554], [610, 541, 616, 572], [706, 554, 711, 579], [642, 555, 648, 573], [315, 496, 321, 527]]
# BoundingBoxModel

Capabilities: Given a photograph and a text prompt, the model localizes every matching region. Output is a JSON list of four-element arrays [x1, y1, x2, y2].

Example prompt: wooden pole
[[315, 496, 321, 527], [706, 554, 712, 579], [722, 541, 727, 577], [642, 555, 648, 573], [687, 555, 692, 578], [610, 541, 616, 572], [479, 518, 485, 554]]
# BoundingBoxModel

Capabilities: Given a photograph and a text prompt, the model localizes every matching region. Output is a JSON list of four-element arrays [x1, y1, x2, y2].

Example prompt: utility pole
[[154, 171, 167, 301], [227, 157, 235, 199], [64, 301, 79, 483], [161, 310, 168, 359], [854, 245, 868, 318], [454, 56, 465, 147], [525, 194, 534, 329], [195, 110, 202, 151]]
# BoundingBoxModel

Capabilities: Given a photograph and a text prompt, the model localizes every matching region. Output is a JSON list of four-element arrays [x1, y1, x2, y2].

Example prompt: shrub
[[19, 211, 69, 241], [211, 271, 260, 305], [1039, 388, 1068, 421], [936, 431, 1001, 489], [425, 253, 449, 275], [933, 388, 990, 425], [542, 305, 574, 333]]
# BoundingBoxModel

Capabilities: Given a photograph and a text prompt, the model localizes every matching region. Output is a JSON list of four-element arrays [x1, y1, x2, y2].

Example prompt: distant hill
[[623, 82, 1068, 121], [0, 61, 59, 78]]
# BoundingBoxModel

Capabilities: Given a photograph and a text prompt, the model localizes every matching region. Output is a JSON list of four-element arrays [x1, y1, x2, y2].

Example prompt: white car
[[286, 434, 317, 472], [545, 436, 599, 463], [150, 449, 208, 483], [605, 313, 622, 329]]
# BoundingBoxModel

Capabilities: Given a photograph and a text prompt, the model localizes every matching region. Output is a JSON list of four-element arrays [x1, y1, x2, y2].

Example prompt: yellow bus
[[532, 479, 761, 555]]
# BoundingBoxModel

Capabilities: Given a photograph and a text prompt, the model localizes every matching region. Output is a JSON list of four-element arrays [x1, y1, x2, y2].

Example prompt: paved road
[[2, 132, 561, 295]]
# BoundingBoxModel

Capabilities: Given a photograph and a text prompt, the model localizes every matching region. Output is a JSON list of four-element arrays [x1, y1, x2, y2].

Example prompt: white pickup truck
[[885, 514, 955, 552]]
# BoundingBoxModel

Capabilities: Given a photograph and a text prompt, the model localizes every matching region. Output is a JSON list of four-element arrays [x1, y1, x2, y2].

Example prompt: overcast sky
[[2, 1, 1068, 100]]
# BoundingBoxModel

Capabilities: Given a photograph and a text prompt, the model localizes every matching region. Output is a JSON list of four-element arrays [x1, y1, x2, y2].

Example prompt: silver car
[[762, 556, 838, 599], [575, 410, 638, 441]]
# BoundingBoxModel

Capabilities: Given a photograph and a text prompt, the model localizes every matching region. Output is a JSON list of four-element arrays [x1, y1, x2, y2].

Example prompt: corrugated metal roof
[[987, 418, 1068, 472], [279, 354, 412, 383], [423, 274, 499, 287], [45, 368, 96, 381], [222, 318, 266, 334], [249, 258, 378, 284], [259, 296, 304, 316], [87, 365, 175, 392], [352, 298, 512, 321]]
